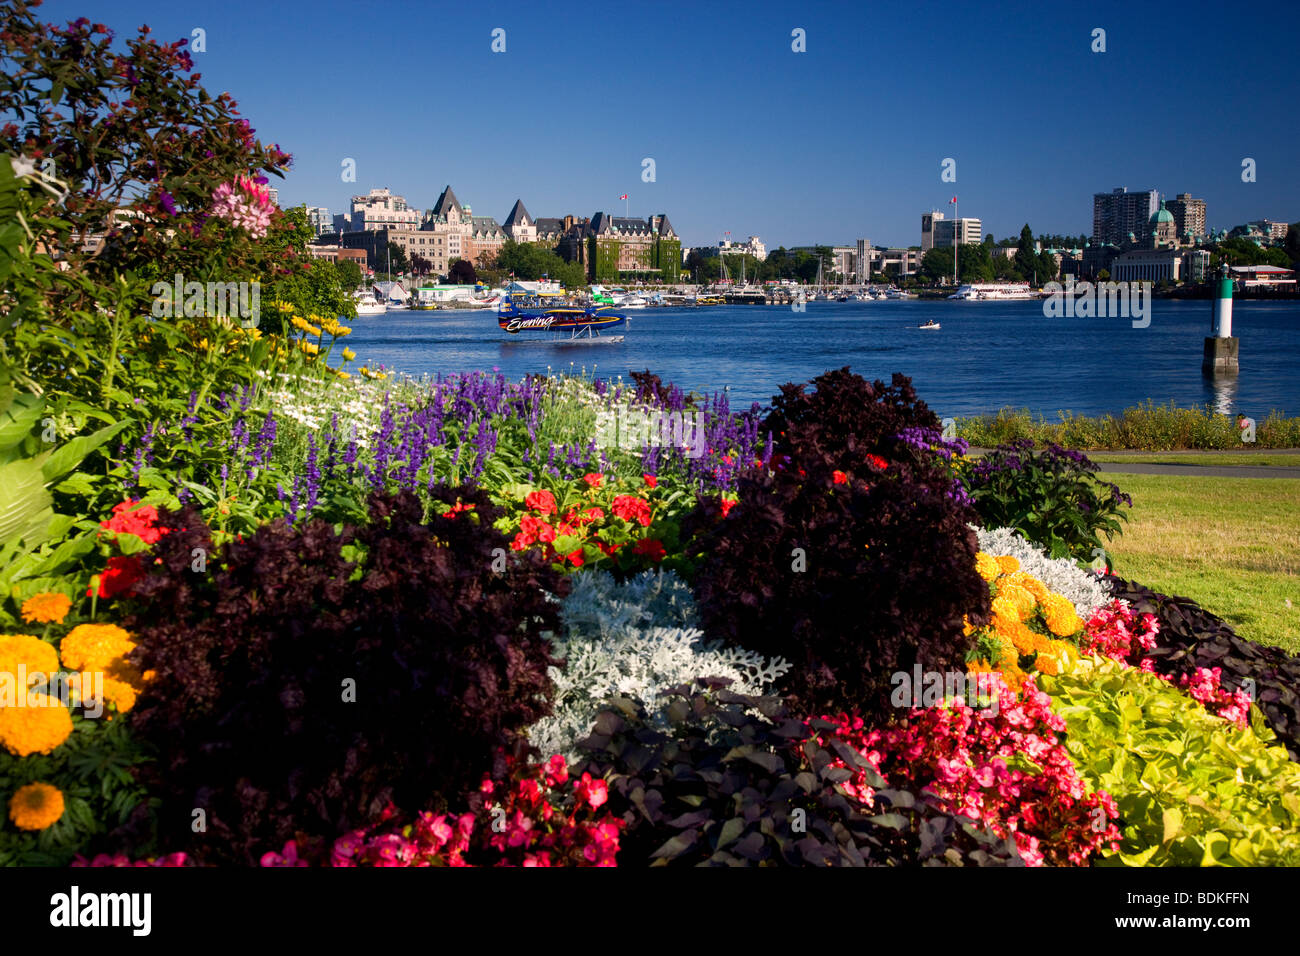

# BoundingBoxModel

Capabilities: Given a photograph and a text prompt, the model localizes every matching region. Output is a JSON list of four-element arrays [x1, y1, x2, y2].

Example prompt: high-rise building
[[921, 211, 942, 251], [336, 187, 421, 233], [856, 238, 872, 278], [1092, 187, 1159, 246], [932, 217, 982, 247], [305, 206, 332, 237], [1166, 193, 1207, 240]]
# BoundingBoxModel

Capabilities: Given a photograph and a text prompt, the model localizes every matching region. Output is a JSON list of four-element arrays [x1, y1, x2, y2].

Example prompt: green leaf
[[40, 421, 127, 483]]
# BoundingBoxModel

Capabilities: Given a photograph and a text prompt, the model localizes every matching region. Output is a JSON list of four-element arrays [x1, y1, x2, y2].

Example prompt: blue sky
[[40, 0, 1300, 248]]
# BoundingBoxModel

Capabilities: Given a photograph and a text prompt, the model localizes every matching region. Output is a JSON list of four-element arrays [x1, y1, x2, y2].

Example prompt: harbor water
[[342, 299, 1300, 418]]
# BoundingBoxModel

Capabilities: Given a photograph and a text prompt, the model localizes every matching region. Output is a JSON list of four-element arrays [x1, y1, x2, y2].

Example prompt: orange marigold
[[998, 583, 1037, 622], [974, 552, 1000, 582], [20, 592, 72, 625], [0, 696, 74, 756], [1033, 654, 1060, 676], [8, 781, 65, 831], [0, 635, 59, 684], [58, 623, 135, 673], [994, 555, 1020, 575]]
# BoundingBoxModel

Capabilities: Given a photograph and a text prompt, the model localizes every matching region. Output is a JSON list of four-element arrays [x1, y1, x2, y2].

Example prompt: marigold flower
[[59, 623, 136, 673], [0, 634, 60, 682], [8, 782, 65, 831], [20, 592, 72, 625], [974, 552, 1000, 582], [995, 555, 1020, 575], [0, 696, 73, 756]]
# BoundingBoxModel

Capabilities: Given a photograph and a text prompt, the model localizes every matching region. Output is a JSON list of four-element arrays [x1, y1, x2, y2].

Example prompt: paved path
[[967, 448, 1300, 479]]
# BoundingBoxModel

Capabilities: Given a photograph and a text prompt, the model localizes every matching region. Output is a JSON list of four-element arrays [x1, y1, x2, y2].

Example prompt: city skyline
[[41, 0, 1300, 247]]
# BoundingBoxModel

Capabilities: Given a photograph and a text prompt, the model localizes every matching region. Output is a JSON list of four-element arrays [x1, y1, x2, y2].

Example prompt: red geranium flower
[[719, 498, 738, 518], [524, 490, 557, 515], [610, 495, 652, 527], [444, 501, 476, 518], [642, 474, 657, 488], [101, 500, 169, 545], [520, 514, 555, 543], [865, 454, 889, 470], [630, 539, 666, 563], [582, 473, 603, 489], [833, 470, 848, 485], [89, 555, 145, 599]]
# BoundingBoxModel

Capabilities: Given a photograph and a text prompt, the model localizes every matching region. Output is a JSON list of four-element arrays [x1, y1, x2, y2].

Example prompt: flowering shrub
[[808, 676, 1122, 867], [124, 487, 567, 865], [1039, 657, 1300, 866], [690, 369, 990, 719], [527, 570, 790, 760], [959, 441, 1131, 561], [577, 682, 1021, 866], [210, 174, 274, 238]]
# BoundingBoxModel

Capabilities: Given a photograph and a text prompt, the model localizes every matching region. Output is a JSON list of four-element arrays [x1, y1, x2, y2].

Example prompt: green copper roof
[[1151, 202, 1174, 225]]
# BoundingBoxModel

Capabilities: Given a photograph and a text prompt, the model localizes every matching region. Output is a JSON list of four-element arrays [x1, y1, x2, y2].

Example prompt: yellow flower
[[995, 555, 1020, 575], [8, 782, 65, 831], [0, 634, 60, 681], [297, 340, 320, 356], [1006, 571, 1050, 603], [998, 583, 1037, 622], [341, 347, 356, 362], [59, 624, 135, 673], [97, 676, 138, 715], [0, 696, 73, 756], [1041, 594, 1084, 637], [20, 593, 72, 625], [975, 552, 1000, 582], [1033, 654, 1059, 676]]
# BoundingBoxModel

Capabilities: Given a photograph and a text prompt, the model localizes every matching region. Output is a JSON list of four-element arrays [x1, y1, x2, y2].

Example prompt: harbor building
[[333, 187, 421, 233], [502, 200, 536, 243], [930, 217, 982, 248], [556, 213, 681, 282], [1092, 187, 1159, 247], [1166, 193, 1207, 240], [305, 206, 333, 238], [339, 227, 450, 273]]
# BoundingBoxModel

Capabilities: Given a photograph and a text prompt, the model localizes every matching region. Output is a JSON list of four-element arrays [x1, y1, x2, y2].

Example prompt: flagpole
[[952, 197, 958, 286]]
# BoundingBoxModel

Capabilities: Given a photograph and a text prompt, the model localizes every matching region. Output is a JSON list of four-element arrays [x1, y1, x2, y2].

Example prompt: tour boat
[[948, 283, 1035, 301], [497, 294, 627, 342]]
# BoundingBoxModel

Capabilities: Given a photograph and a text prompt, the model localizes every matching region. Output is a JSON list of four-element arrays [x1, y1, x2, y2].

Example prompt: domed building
[[1145, 201, 1178, 249]]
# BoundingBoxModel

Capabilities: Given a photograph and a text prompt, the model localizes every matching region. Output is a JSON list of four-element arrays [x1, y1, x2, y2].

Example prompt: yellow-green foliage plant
[[1039, 656, 1300, 866]]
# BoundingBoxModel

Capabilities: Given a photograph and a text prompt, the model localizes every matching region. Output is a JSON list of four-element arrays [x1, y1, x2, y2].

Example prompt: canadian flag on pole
[[619, 194, 628, 200], [950, 196, 957, 203]]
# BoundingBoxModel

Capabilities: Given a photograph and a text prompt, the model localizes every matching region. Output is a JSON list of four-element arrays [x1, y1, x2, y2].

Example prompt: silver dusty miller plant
[[528, 570, 790, 761], [973, 525, 1113, 618]]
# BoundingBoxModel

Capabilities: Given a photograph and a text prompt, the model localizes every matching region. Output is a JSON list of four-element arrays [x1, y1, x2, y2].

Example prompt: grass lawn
[[1103, 473, 1300, 654], [1091, 453, 1300, 467]]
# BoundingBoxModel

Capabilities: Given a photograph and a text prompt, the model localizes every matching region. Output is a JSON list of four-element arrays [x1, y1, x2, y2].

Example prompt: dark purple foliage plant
[[121, 486, 567, 865], [687, 368, 991, 720]]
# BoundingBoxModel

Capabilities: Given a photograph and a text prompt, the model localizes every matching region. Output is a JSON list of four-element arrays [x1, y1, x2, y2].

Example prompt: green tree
[[448, 259, 476, 285], [1014, 224, 1038, 282], [385, 241, 409, 275], [337, 259, 363, 289]]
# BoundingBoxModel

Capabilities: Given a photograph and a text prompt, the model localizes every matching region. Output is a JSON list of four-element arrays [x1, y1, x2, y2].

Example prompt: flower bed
[[3, 4, 1295, 866]]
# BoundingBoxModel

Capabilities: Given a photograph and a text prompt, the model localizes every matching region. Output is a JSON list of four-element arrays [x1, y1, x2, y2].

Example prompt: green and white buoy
[[1202, 264, 1239, 375]]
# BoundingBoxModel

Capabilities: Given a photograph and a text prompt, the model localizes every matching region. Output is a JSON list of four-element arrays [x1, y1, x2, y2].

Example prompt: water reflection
[[1203, 372, 1238, 415]]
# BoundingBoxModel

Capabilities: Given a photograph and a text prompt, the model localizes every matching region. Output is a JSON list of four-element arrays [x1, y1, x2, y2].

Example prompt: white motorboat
[[353, 291, 387, 315], [615, 294, 648, 308], [919, 319, 941, 330]]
